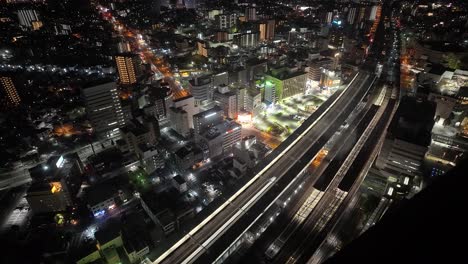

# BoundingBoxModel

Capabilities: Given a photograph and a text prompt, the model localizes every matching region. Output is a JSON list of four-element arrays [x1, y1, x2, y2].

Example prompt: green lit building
[[263, 67, 307, 104]]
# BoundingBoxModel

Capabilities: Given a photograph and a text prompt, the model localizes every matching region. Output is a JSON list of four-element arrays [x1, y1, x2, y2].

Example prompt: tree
[[443, 53, 461, 70]]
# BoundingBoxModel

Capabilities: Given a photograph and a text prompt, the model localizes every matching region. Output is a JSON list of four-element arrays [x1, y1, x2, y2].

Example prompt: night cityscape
[[0, 0, 467, 263]]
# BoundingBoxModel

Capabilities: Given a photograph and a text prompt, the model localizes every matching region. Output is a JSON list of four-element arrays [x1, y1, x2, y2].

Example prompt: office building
[[172, 94, 198, 128], [199, 119, 242, 158], [115, 54, 142, 85], [0, 76, 21, 106], [193, 105, 224, 139], [169, 107, 190, 137], [214, 85, 238, 119], [82, 82, 126, 137], [189, 75, 212, 105], [264, 68, 307, 102]]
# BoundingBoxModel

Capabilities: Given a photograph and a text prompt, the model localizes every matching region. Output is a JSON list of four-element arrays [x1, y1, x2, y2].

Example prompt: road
[[150, 72, 375, 264]]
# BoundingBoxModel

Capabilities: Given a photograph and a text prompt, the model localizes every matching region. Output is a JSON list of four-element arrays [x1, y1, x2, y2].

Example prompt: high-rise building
[[172, 94, 198, 128], [168, 95, 198, 137], [245, 89, 261, 114], [17, 9, 40, 29], [169, 107, 190, 137], [215, 13, 238, 30], [347, 7, 357, 25], [214, 85, 238, 119], [266, 19, 275, 40], [259, 20, 275, 41], [329, 30, 344, 49], [149, 86, 171, 120], [308, 58, 334, 81], [197, 41, 209, 57], [236, 87, 247, 112], [117, 40, 132, 53], [245, 6, 257, 21], [115, 54, 142, 85], [0, 76, 21, 107], [82, 82, 126, 138], [233, 31, 259, 48], [189, 75, 212, 105]]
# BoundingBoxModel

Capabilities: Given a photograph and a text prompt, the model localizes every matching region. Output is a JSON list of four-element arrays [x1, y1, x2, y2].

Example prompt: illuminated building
[[259, 20, 275, 41], [245, 6, 257, 21], [137, 145, 165, 174], [193, 105, 224, 140], [199, 119, 241, 158], [214, 85, 238, 119], [115, 53, 142, 85], [215, 13, 238, 30], [82, 82, 126, 138], [319, 69, 341, 89], [329, 31, 344, 49], [26, 154, 84, 214], [308, 58, 334, 81], [237, 111, 252, 124], [245, 88, 261, 114], [215, 31, 229, 42], [347, 7, 357, 25], [171, 94, 198, 129], [0, 76, 21, 107], [197, 41, 209, 57], [17, 9, 40, 30], [236, 87, 247, 112], [264, 80, 277, 104], [31, 20, 43, 30], [233, 31, 259, 48], [189, 74, 212, 105], [264, 68, 307, 102]]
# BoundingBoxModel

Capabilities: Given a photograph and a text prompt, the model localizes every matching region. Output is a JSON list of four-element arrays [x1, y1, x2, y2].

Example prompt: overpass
[[152, 72, 377, 264]]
